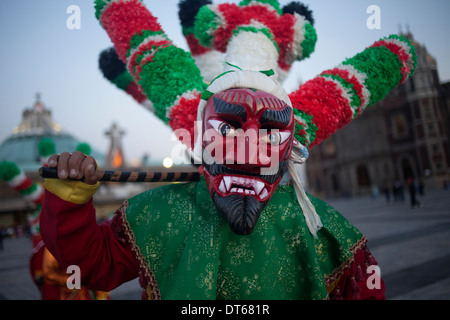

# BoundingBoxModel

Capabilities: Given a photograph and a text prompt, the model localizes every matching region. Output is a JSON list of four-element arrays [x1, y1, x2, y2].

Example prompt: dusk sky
[[1, 0, 449, 166]]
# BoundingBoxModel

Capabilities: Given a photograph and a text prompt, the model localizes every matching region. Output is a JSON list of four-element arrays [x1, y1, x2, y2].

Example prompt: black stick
[[39, 167, 200, 183]]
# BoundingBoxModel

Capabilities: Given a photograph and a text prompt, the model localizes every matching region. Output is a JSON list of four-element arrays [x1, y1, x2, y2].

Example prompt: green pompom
[[76, 143, 92, 156], [181, 25, 195, 37], [137, 45, 205, 122], [20, 183, 38, 196], [344, 46, 402, 106], [38, 137, 56, 157], [94, 0, 145, 21], [113, 72, 133, 90], [292, 109, 317, 147], [300, 22, 317, 60], [0, 161, 21, 182], [194, 5, 219, 47], [388, 34, 418, 77], [127, 30, 167, 58], [94, 0, 109, 21]]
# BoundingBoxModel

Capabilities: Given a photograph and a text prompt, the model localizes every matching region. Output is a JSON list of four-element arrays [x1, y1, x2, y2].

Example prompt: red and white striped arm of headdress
[[289, 34, 418, 148]]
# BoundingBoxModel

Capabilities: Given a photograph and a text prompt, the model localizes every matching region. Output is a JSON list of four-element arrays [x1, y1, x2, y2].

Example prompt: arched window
[[401, 158, 414, 180], [356, 165, 371, 187]]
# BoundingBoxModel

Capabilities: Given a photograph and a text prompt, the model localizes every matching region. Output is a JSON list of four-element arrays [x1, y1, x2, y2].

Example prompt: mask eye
[[263, 131, 291, 145], [209, 120, 236, 137]]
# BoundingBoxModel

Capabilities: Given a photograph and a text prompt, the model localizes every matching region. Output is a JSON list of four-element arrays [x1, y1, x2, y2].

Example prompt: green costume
[[117, 177, 367, 300]]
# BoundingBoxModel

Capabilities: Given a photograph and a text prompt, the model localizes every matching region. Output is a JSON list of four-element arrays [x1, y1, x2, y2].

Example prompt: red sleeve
[[328, 244, 386, 300], [40, 190, 139, 292]]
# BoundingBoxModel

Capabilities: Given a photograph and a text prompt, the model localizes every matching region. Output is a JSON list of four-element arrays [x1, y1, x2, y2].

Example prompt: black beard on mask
[[211, 190, 268, 235], [204, 161, 289, 235]]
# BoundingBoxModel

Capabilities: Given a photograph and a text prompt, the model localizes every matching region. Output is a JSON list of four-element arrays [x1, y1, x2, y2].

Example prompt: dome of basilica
[[0, 94, 105, 171]]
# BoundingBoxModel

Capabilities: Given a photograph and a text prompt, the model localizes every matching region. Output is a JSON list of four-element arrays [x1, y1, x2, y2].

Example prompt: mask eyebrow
[[213, 97, 247, 122], [259, 107, 292, 126]]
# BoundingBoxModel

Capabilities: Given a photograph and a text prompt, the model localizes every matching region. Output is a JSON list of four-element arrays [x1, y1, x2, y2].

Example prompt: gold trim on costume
[[324, 236, 368, 295], [116, 201, 161, 300]]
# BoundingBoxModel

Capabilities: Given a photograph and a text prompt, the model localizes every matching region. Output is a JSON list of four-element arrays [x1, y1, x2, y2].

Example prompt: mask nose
[[235, 133, 259, 165], [223, 125, 273, 166]]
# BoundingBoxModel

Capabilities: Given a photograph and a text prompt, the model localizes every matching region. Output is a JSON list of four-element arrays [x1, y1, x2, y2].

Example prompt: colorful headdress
[[99, 46, 154, 112], [178, 0, 224, 82], [194, 0, 316, 80], [94, 0, 417, 236]]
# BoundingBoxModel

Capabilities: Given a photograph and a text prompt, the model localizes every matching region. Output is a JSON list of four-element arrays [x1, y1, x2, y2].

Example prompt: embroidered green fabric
[[124, 177, 364, 300]]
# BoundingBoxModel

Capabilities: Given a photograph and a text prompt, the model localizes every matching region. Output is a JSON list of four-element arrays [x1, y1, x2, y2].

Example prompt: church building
[[306, 31, 450, 198]]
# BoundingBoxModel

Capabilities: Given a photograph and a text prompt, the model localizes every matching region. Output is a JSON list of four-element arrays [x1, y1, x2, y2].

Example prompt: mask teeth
[[219, 179, 227, 193], [223, 175, 231, 190], [219, 175, 269, 200]]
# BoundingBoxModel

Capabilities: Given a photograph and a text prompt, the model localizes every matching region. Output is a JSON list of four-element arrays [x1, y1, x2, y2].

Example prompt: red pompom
[[186, 33, 211, 55], [125, 81, 147, 104], [14, 176, 33, 192], [290, 77, 353, 147], [34, 191, 45, 205], [321, 67, 366, 115], [100, 1, 162, 62], [212, 3, 242, 52], [274, 13, 295, 67], [168, 94, 201, 149], [212, 3, 287, 55]]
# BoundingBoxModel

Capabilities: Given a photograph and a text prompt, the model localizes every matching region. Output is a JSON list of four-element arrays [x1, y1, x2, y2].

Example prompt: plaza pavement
[[0, 188, 449, 300]]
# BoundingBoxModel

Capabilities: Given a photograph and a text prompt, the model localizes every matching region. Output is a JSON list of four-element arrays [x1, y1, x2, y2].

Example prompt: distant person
[[393, 179, 404, 203], [381, 181, 391, 203], [372, 184, 379, 199], [407, 177, 420, 208], [418, 181, 425, 196], [0, 226, 4, 251]]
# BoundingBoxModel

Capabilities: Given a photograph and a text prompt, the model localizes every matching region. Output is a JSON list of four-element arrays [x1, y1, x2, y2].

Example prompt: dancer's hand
[[47, 151, 98, 185]]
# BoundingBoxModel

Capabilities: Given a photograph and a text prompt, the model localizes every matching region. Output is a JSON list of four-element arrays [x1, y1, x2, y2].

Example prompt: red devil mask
[[201, 88, 294, 235]]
